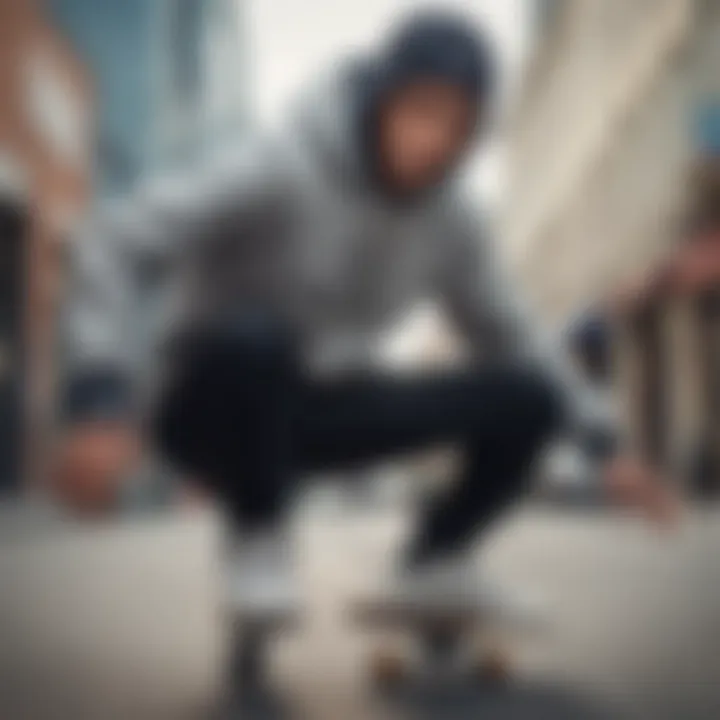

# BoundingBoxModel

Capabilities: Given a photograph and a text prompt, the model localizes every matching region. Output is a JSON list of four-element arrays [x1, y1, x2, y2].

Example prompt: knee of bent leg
[[184, 311, 298, 380], [163, 311, 298, 422], [153, 311, 298, 470], [507, 367, 565, 444]]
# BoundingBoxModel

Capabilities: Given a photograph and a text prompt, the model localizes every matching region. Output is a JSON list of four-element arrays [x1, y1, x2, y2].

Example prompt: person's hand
[[670, 241, 720, 294], [609, 277, 646, 317], [51, 422, 141, 516], [609, 266, 671, 317], [601, 455, 682, 528]]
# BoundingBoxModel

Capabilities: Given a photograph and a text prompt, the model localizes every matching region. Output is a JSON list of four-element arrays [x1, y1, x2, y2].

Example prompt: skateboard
[[350, 593, 540, 690]]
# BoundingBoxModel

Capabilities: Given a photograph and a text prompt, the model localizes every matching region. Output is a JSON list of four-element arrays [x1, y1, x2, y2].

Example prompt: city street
[[0, 502, 719, 719], [2, 2, 719, 719]]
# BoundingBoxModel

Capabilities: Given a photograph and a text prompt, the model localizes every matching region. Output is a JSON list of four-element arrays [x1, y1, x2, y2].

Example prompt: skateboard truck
[[350, 597, 533, 690]]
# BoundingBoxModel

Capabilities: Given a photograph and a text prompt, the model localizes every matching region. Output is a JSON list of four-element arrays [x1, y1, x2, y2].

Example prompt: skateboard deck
[[350, 592, 544, 689], [352, 585, 544, 631]]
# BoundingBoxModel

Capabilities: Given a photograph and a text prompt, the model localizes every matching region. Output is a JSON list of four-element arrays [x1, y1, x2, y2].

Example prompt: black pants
[[155, 316, 564, 564]]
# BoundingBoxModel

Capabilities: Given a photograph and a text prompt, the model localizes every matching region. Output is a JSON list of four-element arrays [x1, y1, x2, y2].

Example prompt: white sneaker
[[381, 553, 545, 627], [223, 527, 300, 622]]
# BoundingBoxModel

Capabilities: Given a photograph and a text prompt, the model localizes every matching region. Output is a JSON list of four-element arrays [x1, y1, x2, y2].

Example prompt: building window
[[23, 47, 88, 169], [169, 0, 203, 109], [694, 102, 720, 156]]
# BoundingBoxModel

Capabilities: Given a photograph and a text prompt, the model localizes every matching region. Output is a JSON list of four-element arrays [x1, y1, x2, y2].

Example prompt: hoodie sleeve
[[438, 201, 621, 466], [60, 142, 288, 425]]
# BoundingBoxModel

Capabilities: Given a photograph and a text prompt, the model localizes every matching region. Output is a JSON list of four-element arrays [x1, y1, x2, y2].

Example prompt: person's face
[[377, 79, 477, 194]]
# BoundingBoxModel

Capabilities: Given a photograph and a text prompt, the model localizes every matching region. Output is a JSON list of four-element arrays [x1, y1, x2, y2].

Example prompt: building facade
[[506, 0, 720, 487], [47, 0, 247, 197], [504, 0, 702, 321], [0, 0, 93, 491]]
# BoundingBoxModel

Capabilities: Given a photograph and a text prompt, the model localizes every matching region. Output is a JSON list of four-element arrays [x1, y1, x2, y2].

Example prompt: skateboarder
[[60, 12, 677, 616]]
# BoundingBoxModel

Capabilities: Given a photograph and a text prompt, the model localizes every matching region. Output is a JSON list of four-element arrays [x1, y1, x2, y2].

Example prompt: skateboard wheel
[[421, 627, 461, 663], [370, 648, 407, 689], [473, 647, 512, 684]]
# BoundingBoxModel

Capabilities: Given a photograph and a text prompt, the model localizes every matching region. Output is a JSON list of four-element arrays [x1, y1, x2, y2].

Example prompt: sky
[[246, 0, 531, 202]]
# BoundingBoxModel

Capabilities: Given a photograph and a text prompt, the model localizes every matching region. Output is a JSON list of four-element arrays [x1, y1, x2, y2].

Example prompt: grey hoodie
[[63, 61, 616, 462]]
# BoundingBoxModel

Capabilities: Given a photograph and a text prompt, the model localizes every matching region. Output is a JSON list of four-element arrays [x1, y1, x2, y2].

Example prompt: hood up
[[288, 10, 497, 202]]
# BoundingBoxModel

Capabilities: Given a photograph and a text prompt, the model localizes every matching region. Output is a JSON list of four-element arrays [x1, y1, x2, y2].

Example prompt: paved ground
[[0, 502, 719, 719]]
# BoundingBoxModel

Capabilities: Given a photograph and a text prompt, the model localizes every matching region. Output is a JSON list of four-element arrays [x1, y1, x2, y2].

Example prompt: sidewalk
[[0, 503, 718, 718]]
